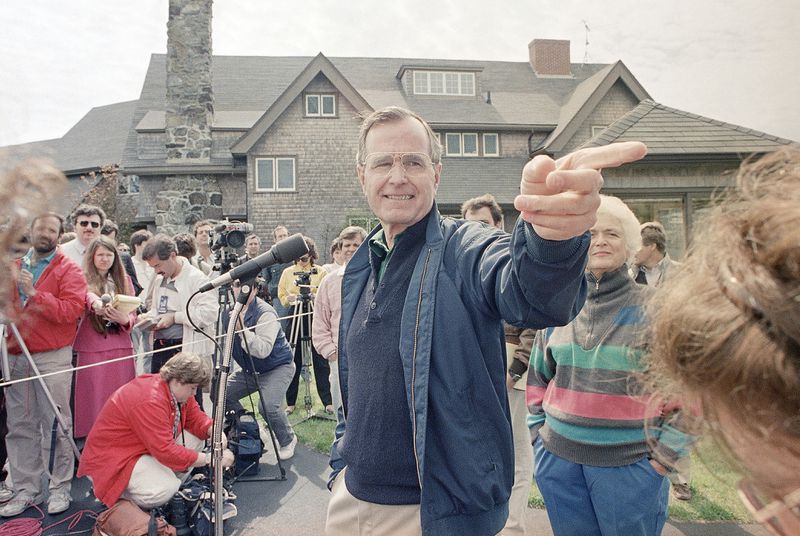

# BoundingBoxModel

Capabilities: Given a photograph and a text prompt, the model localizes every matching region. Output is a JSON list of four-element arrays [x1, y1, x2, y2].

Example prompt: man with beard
[[1, 213, 86, 517]]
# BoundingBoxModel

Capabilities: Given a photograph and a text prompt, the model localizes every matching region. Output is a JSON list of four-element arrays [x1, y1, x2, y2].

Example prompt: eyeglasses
[[737, 480, 800, 536], [78, 220, 101, 229], [363, 152, 434, 177]]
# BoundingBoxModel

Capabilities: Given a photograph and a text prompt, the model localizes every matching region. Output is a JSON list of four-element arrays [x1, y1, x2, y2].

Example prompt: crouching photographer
[[77, 352, 234, 510], [223, 279, 298, 460]]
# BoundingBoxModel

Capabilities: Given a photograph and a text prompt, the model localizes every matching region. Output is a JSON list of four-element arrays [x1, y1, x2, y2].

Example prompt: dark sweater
[[339, 219, 427, 505]]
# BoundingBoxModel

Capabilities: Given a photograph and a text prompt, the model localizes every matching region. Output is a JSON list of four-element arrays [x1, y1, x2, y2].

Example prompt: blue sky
[[1, 0, 798, 146]]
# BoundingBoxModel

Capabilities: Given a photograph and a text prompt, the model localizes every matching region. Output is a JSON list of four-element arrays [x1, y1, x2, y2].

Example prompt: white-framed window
[[445, 133, 481, 156], [591, 125, 607, 137], [305, 94, 336, 117], [412, 71, 476, 96], [348, 215, 380, 231], [462, 133, 478, 156], [483, 133, 499, 157], [255, 157, 296, 192], [445, 133, 461, 156]]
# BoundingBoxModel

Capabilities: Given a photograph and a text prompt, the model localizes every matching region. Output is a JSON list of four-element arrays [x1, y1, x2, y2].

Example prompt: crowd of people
[[0, 109, 797, 536], [0, 197, 362, 517]]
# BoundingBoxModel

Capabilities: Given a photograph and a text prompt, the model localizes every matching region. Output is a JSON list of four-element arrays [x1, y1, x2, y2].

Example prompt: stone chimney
[[157, 0, 222, 236], [528, 39, 572, 77], [166, 0, 214, 161]]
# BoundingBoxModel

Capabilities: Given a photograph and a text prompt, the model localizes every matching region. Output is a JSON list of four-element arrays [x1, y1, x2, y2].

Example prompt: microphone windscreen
[[101, 294, 112, 305], [272, 233, 309, 263]]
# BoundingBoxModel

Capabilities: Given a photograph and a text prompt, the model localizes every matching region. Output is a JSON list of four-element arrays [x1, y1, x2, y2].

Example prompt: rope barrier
[[0, 309, 311, 389]]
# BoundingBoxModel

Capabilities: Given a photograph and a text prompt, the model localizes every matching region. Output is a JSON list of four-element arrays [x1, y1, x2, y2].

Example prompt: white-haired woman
[[526, 195, 691, 536]]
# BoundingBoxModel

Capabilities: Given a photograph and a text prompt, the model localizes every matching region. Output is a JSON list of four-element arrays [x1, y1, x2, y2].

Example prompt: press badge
[[158, 295, 169, 314]]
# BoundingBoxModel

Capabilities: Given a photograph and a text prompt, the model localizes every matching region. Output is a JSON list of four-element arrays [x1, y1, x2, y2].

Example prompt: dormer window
[[413, 71, 475, 96], [305, 94, 336, 117]]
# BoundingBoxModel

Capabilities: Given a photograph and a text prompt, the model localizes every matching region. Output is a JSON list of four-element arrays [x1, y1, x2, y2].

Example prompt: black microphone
[[100, 294, 113, 327], [199, 233, 308, 292]]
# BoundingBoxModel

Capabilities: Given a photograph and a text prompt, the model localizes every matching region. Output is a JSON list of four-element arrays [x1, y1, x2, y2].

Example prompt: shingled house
[[7, 37, 793, 259]]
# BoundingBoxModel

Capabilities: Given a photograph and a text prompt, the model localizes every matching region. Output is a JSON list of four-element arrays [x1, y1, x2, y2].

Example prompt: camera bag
[[92, 499, 176, 536], [225, 410, 263, 476]]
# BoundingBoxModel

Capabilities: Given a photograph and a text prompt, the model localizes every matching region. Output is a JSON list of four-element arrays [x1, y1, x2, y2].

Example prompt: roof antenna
[[582, 20, 591, 65]]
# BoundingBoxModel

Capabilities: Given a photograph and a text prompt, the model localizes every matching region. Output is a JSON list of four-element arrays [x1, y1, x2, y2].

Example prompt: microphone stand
[[210, 279, 254, 536]]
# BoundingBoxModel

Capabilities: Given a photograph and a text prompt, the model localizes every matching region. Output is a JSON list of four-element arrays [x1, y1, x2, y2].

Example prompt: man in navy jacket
[[325, 106, 647, 536]]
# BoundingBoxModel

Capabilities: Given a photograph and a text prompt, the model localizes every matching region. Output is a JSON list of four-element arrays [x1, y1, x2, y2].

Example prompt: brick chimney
[[528, 39, 572, 77], [166, 0, 214, 161]]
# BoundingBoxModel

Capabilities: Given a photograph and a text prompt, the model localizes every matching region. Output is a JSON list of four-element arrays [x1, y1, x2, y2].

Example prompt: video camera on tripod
[[210, 220, 254, 275], [293, 268, 318, 299]]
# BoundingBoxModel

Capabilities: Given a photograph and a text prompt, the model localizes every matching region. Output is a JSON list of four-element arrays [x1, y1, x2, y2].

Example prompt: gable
[[541, 61, 650, 155], [230, 53, 371, 155]]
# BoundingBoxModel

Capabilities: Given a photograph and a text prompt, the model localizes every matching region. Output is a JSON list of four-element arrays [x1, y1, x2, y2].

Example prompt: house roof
[[586, 99, 795, 155], [541, 61, 651, 152], [121, 53, 614, 170], [3, 101, 137, 175], [230, 53, 372, 154]]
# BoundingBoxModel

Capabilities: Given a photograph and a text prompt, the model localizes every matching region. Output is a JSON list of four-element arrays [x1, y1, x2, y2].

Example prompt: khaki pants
[[121, 432, 204, 509], [325, 467, 422, 536], [6, 346, 74, 498], [502, 374, 532, 535]]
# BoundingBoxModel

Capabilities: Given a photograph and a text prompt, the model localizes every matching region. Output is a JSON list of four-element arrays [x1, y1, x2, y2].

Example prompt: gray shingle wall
[[562, 81, 640, 153], [246, 79, 370, 252], [137, 133, 167, 160]]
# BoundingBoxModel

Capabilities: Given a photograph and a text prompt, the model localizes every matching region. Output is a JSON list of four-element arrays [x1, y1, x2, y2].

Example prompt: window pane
[[414, 72, 427, 94], [321, 95, 335, 115], [623, 197, 686, 258], [430, 72, 444, 94], [445, 73, 459, 94], [256, 159, 274, 190], [277, 159, 295, 190], [463, 134, 478, 155], [460, 73, 474, 95], [483, 133, 498, 156], [445, 133, 461, 155], [306, 95, 319, 115]]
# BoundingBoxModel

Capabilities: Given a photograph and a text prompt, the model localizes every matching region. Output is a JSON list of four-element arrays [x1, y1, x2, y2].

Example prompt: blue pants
[[534, 439, 669, 536]]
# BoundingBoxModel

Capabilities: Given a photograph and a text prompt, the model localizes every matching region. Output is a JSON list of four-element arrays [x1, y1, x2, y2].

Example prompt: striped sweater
[[526, 265, 689, 468]]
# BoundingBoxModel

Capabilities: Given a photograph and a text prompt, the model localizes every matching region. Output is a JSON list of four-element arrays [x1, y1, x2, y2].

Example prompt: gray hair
[[596, 195, 641, 265], [356, 106, 442, 165]]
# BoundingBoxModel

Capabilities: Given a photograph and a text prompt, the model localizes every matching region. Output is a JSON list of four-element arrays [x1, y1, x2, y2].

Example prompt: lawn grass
[[240, 382, 751, 522], [239, 369, 336, 454]]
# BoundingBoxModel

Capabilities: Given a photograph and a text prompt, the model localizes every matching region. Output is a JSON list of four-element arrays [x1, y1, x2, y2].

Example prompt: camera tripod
[[0, 320, 81, 461], [207, 282, 286, 482], [288, 292, 334, 423]]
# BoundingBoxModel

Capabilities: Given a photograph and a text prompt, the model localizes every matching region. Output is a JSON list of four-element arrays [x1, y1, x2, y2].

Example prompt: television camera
[[210, 220, 254, 275]]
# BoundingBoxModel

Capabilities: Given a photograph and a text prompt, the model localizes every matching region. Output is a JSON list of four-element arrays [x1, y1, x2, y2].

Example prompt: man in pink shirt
[[312, 226, 366, 413]]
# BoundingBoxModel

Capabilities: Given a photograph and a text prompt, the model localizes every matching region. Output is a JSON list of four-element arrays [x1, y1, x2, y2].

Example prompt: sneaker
[[278, 435, 298, 460], [672, 482, 692, 501], [0, 494, 43, 517], [325, 405, 334, 415], [285, 406, 295, 415], [47, 490, 71, 515], [0, 482, 13, 503]]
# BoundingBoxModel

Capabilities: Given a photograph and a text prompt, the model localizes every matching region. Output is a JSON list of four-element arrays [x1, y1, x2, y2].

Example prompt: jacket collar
[[586, 264, 635, 299]]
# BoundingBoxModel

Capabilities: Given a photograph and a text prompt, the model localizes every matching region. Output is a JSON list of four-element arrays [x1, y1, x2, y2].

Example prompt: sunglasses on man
[[77, 220, 101, 228]]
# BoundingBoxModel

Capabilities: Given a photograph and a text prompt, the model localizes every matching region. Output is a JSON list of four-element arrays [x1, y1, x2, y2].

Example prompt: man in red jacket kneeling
[[78, 352, 233, 509]]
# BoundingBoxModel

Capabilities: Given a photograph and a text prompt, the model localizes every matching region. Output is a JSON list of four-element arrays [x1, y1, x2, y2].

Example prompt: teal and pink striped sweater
[[526, 266, 689, 468]]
